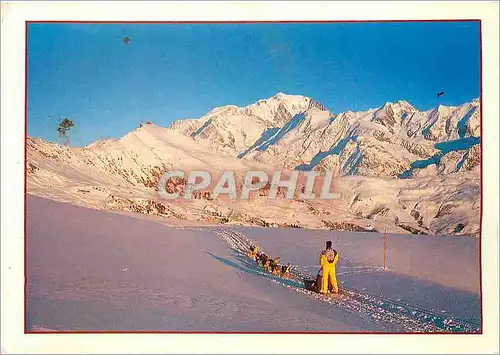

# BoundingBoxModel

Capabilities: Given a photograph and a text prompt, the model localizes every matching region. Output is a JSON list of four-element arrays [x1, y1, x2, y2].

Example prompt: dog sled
[[303, 270, 346, 298]]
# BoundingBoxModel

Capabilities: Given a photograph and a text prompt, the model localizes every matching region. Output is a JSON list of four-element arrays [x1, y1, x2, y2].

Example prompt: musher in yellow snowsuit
[[319, 241, 339, 294]]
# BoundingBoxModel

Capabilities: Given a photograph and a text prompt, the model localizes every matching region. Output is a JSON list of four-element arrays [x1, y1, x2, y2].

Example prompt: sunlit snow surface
[[27, 196, 480, 333]]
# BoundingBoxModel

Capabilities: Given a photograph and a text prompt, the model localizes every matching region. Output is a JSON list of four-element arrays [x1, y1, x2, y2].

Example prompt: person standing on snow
[[319, 240, 339, 294]]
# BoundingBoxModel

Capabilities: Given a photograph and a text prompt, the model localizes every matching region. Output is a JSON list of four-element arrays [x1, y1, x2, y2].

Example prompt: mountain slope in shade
[[27, 93, 480, 236]]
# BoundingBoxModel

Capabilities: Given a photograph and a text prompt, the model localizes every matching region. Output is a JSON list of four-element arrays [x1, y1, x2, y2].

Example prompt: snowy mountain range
[[170, 93, 480, 178], [26, 93, 481, 236]]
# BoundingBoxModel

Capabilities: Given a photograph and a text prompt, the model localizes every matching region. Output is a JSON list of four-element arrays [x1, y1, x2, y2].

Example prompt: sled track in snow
[[180, 226, 481, 333]]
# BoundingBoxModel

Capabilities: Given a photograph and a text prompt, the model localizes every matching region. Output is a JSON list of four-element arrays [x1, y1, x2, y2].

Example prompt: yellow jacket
[[319, 249, 339, 268]]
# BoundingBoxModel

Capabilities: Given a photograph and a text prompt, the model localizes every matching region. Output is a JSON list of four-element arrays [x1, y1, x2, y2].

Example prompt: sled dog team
[[248, 246, 292, 278], [248, 240, 339, 295]]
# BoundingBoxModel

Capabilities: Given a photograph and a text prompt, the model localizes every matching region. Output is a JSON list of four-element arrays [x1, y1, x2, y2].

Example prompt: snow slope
[[27, 196, 480, 332]]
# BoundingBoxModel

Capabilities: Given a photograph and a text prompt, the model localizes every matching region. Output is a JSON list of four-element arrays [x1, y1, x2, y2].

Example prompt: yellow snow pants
[[321, 264, 338, 294]]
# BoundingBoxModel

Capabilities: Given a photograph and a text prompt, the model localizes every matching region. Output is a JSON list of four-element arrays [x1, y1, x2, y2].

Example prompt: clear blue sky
[[27, 22, 480, 146]]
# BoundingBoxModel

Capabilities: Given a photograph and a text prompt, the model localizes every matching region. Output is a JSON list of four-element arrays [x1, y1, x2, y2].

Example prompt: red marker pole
[[383, 230, 388, 271]]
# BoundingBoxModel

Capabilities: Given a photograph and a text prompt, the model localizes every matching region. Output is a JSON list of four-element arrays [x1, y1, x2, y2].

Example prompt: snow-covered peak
[[241, 93, 311, 118], [381, 100, 416, 113], [273, 92, 290, 98], [271, 92, 310, 103]]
